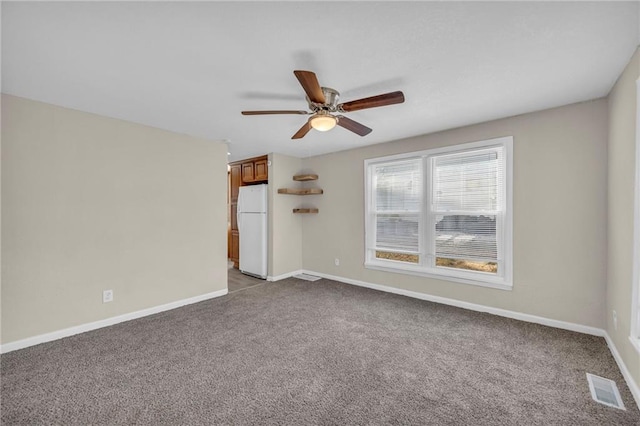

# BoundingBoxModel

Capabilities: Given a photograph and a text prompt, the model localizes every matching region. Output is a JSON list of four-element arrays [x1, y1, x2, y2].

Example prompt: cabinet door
[[230, 230, 240, 268], [254, 159, 268, 182], [242, 162, 255, 183], [230, 203, 238, 231], [230, 164, 241, 202]]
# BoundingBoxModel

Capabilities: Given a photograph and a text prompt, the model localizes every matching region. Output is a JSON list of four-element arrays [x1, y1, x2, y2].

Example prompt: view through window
[[365, 137, 512, 289]]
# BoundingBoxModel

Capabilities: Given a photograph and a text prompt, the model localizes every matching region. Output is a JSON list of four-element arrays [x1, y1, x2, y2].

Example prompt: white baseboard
[[0, 289, 228, 354], [303, 269, 640, 411], [605, 332, 640, 410], [267, 269, 304, 282], [304, 270, 603, 335]]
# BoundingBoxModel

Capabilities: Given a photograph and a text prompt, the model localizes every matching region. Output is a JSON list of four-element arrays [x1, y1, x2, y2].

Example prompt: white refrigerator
[[237, 184, 268, 279]]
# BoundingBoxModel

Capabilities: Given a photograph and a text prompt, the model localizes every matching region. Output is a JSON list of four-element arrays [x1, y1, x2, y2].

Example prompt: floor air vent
[[586, 373, 625, 410], [294, 273, 321, 282]]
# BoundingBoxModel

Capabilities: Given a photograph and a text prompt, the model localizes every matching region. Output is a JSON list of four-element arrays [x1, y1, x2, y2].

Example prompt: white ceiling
[[2, 2, 639, 161]]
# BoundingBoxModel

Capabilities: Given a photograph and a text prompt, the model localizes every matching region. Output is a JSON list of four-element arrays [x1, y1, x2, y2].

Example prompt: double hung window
[[365, 137, 513, 289]]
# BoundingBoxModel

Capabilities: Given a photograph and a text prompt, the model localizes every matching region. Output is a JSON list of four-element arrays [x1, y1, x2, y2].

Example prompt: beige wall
[[268, 153, 303, 278], [1, 95, 228, 344], [302, 99, 608, 328], [607, 48, 640, 387]]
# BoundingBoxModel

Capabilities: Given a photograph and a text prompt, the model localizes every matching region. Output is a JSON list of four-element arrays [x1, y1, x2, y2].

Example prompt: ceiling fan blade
[[336, 115, 372, 136], [338, 91, 405, 112], [292, 120, 313, 139], [241, 110, 309, 115], [293, 70, 326, 104]]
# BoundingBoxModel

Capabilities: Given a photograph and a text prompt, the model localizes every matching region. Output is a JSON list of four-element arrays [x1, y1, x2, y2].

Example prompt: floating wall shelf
[[279, 173, 322, 214], [278, 188, 323, 195], [293, 174, 318, 181]]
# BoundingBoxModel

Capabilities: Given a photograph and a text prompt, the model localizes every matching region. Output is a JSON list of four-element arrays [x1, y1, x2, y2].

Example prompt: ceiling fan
[[241, 70, 405, 139]]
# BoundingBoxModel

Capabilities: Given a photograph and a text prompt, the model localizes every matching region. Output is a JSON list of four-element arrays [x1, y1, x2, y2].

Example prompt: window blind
[[431, 147, 504, 267], [432, 148, 503, 213], [373, 159, 421, 254]]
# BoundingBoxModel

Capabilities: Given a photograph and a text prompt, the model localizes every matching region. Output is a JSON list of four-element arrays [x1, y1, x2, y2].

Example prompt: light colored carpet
[[2, 277, 638, 424]]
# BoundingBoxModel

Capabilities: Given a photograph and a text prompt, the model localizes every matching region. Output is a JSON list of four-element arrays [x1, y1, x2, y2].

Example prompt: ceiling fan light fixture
[[310, 112, 337, 132]]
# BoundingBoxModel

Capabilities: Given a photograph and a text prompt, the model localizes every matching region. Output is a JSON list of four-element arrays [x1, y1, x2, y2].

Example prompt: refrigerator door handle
[[237, 191, 242, 231]]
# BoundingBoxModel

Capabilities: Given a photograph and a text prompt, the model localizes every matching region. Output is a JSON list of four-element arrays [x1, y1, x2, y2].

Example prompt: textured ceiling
[[2, 2, 639, 161]]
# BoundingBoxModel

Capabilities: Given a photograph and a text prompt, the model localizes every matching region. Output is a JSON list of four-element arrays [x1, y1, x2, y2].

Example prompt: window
[[365, 137, 513, 289]]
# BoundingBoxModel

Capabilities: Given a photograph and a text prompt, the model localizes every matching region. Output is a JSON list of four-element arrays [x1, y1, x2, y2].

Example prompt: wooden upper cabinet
[[233, 155, 268, 185], [242, 162, 255, 183], [254, 159, 268, 182]]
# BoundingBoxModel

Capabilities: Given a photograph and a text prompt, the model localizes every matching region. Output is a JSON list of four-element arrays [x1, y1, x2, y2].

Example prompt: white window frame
[[364, 136, 513, 290], [631, 78, 640, 354]]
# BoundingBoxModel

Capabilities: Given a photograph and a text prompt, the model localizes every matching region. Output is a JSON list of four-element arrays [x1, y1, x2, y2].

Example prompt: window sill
[[364, 261, 513, 291], [630, 336, 640, 355]]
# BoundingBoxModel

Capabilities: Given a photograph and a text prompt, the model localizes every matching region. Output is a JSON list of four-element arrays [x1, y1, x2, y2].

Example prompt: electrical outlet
[[103, 289, 114, 303], [334, 258, 340, 266], [613, 310, 618, 331]]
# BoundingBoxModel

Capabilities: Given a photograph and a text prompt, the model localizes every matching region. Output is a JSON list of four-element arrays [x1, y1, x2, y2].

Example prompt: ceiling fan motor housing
[[307, 87, 340, 112]]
